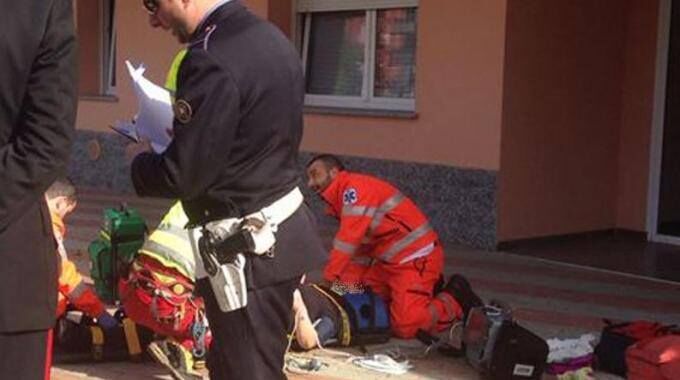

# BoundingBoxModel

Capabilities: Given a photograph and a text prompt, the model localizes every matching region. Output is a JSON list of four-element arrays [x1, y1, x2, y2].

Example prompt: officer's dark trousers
[[198, 276, 298, 380], [0, 329, 52, 380]]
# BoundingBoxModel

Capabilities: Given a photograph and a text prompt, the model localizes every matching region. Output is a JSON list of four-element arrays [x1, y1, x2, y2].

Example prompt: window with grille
[[297, 0, 418, 112]]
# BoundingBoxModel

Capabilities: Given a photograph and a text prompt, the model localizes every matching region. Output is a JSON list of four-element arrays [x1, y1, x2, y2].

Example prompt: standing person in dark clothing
[[0, 1, 78, 378], [127, 1, 326, 378]]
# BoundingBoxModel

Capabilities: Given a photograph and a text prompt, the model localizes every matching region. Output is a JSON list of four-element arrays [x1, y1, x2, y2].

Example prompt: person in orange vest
[[306, 154, 484, 338], [46, 178, 118, 328]]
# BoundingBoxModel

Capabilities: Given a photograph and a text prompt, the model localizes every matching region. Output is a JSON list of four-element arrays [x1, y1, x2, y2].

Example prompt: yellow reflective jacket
[[138, 201, 195, 280], [165, 49, 187, 94]]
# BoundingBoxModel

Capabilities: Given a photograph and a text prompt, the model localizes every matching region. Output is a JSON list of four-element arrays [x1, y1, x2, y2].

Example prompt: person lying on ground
[[292, 275, 482, 350]]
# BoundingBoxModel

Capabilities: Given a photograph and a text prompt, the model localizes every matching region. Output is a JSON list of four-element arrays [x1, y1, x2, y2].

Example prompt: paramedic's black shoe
[[147, 340, 203, 380], [433, 275, 445, 295], [443, 274, 484, 322]]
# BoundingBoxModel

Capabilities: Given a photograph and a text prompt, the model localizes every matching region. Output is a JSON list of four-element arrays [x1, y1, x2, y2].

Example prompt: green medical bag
[[88, 206, 146, 302]]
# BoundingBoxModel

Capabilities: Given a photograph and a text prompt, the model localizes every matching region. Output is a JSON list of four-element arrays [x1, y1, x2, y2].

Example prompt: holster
[[198, 225, 250, 313], [195, 187, 303, 313]]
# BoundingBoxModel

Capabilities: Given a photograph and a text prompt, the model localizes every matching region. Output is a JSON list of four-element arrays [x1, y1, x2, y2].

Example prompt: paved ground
[[51, 188, 680, 379]]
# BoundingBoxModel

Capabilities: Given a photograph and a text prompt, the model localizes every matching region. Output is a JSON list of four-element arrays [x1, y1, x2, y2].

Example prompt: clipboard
[[109, 121, 139, 143]]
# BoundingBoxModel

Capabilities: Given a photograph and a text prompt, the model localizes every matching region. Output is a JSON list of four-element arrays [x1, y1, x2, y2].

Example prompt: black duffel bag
[[464, 302, 548, 380], [487, 320, 549, 379]]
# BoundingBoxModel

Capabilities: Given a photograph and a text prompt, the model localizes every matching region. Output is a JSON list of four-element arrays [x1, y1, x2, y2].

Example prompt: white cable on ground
[[284, 309, 414, 376], [351, 354, 413, 375], [284, 311, 335, 375], [313, 332, 413, 375]]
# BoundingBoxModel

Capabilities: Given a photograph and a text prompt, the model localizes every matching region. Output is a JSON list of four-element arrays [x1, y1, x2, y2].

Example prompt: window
[[75, 0, 116, 97], [298, 0, 418, 112]]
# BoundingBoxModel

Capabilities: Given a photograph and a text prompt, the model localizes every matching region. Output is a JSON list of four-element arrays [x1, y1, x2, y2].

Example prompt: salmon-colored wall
[[300, 1, 507, 170], [244, 0, 268, 17], [268, 0, 293, 37], [77, 0, 102, 95], [75, 0, 271, 132], [616, 0, 659, 231], [498, 0, 628, 241]]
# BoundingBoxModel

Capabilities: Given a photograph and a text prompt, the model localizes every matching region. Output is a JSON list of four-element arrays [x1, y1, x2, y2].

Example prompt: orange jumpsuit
[[321, 171, 462, 338], [51, 211, 105, 318]]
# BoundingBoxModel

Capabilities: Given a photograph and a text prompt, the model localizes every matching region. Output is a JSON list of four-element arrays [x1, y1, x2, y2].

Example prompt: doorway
[[649, 0, 680, 244]]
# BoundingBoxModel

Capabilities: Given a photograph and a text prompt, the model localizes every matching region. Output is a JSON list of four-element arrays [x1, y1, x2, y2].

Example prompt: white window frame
[[646, 0, 680, 245], [74, 0, 116, 97], [100, 0, 117, 96], [297, 0, 418, 112]]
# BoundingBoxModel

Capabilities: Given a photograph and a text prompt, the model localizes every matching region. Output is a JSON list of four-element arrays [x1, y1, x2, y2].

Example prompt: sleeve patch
[[343, 188, 358, 205]]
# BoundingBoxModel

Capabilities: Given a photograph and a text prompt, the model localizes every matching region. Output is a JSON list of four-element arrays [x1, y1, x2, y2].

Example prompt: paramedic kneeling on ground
[[307, 154, 483, 338], [46, 178, 118, 330]]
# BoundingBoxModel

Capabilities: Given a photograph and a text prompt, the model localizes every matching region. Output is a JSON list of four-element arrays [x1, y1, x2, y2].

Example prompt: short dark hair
[[46, 177, 77, 203], [307, 154, 345, 171]]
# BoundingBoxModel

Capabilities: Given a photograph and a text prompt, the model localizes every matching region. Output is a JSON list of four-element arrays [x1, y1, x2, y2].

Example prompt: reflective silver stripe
[[380, 222, 433, 262], [342, 205, 377, 218], [142, 240, 195, 275], [427, 304, 440, 328], [398, 242, 435, 264], [67, 281, 89, 301], [333, 239, 358, 255], [437, 292, 456, 319], [369, 193, 405, 231], [350, 256, 373, 266]]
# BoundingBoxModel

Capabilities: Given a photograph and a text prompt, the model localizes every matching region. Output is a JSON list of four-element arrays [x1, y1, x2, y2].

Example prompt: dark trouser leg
[[0, 329, 51, 380], [197, 277, 298, 380]]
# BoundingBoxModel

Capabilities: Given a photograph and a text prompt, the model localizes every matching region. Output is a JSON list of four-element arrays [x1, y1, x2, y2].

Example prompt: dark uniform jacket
[[0, 0, 77, 332], [132, 1, 325, 287]]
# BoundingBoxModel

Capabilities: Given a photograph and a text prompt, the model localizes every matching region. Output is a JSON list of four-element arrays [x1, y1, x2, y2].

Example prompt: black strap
[[415, 329, 464, 357], [602, 318, 630, 330], [367, 291, 376, 331]]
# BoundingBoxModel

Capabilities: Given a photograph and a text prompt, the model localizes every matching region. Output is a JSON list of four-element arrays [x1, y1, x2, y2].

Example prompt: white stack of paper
[[110, 61, 173, 153]]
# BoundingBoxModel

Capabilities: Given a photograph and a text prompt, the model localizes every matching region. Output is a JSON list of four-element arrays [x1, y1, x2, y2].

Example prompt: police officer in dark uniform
[[0, 1, 77, 378], [127, 0, 326, 378]]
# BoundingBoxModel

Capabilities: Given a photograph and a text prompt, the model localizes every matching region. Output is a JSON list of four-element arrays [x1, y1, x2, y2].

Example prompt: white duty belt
[[189, 187, 304, 279], [252, 186, 304, 231]]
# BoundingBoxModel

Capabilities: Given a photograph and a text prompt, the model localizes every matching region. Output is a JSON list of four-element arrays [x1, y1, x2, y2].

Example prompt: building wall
[[617, 0, 659, 231], [244, 0, 268, 17], [76, 0, 101, 95], [268, 0, 293, 36], [300, 0, 508, 171], [498, 0, 629, 241]]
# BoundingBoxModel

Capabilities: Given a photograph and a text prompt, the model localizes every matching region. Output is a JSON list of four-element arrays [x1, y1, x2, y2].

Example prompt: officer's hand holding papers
[[112, 61, 173, 154]]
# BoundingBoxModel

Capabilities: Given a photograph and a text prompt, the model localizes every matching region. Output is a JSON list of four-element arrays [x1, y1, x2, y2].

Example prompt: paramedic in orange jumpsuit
[[46, 178, 118, 327], [307, 154, 481, 338]]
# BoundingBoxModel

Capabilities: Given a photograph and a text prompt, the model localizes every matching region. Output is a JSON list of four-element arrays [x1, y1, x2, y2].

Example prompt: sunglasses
[[142, 0, 159, 15]]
